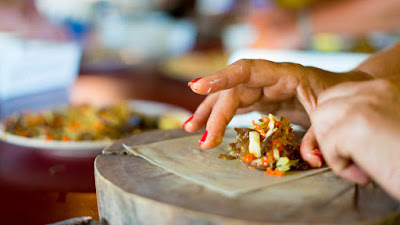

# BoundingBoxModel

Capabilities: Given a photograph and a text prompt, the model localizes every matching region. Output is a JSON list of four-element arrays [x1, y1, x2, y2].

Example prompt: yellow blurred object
[[158, 112, 189, 130], [162, 51, 229, 81], [312, 33, 344, 52], [275, 0, 314, 9]]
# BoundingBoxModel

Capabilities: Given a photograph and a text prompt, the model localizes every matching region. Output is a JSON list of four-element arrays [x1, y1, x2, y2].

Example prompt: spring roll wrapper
[[123, 129, 328, 197]]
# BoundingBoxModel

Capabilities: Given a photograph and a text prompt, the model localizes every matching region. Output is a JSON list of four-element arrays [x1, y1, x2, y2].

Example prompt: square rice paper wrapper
[[123, 129, 328, 197]]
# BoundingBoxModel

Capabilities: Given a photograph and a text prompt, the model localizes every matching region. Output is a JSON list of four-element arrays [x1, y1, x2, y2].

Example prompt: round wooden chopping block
[[95, 129, 400, 225]]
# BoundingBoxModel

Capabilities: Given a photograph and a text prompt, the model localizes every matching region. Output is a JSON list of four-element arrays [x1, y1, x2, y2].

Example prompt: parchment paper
[[123, 129, 329, 197]]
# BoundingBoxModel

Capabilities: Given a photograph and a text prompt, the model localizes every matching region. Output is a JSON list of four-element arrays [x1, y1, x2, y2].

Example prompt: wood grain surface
[[95, 130, 400, 225]]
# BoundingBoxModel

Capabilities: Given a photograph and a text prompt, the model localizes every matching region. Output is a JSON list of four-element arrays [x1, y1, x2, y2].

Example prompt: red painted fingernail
[[312, 150, 323, 163], [199, 130, 208, 146], [182, 115, 193, 128], [188, 77, 202, 87]]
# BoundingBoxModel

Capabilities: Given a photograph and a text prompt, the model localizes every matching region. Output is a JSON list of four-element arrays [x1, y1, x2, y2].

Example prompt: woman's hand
[[183, 59, 370, 167], [311, 78, 400, 200]]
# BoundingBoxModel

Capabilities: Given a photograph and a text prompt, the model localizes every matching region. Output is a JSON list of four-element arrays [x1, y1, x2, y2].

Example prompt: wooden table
[[95, 130, 400, 225], [0, 68, 204, 225]]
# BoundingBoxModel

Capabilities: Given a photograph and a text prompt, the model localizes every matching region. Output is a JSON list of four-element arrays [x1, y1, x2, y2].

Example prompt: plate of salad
[[0, 100, 191, 151]]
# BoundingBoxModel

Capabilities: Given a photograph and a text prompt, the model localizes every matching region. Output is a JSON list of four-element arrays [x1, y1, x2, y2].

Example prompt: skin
[[183, 41, 400, 169], [184, 59, 371, 168], [311, 78, 400, 200]]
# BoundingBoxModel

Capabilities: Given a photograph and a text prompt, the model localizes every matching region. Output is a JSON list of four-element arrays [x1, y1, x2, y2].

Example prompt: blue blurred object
[[0, 34, 81, 100], [64, 19, 91, 44]]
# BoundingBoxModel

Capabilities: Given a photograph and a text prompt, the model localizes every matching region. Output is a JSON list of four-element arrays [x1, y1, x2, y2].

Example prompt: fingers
[[300, 126, 323, 168], [311, 97, 371, 185], [339, 164, 370, 185], [320, 128, 370, 185], [199, 89, 241, 149], [183, 93, 219, 132], [317, 79, 397, 105], [317, 81, 362, 105], [188, 59, 302, 95], [311, 98, 352, 139]]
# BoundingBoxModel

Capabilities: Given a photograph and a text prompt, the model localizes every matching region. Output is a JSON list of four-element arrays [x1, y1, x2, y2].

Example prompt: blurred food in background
[[2, 101, 188, 142], [0, 0, 399, 101]]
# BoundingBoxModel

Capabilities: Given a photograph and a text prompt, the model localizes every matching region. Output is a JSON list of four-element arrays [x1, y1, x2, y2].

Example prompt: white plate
[[0, 100, 191, 151]]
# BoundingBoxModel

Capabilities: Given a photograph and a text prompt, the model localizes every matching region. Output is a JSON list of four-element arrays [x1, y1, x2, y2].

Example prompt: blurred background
[[1, 0, 399, 110], [0, 0, 399, 224]]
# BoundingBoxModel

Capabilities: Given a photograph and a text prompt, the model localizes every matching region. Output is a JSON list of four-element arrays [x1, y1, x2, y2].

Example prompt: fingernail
[[182, 115, 193, 128], [312, 148, 323, 167], [188, 77, 202, 87], [199, 130, 208, 147]]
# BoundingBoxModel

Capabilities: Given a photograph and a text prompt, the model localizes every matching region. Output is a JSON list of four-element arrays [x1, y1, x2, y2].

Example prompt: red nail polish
[[182, 115, 193, 128], [312, 152, 323, 162], [199, 130, 208, 146], [188, 77, 202, 87]]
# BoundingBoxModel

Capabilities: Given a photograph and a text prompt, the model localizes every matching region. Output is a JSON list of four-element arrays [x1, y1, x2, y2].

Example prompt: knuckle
[[373, 79, 397, 92], [280, 62, 302, 69], [236, 59, 254, 67]]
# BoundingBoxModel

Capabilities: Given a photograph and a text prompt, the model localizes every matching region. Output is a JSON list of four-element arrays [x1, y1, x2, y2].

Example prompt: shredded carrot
[[15, 130, 27, 137], [274, 169, 285, 176], [69, 121, 81, 130], [94, 121, 105, 130], [252, 120, 266, 138], [275, 121, 282, 127], [242, 153, 256, 163], [272, 139, 280, 145], [265, 168, 285, 176], [61, 136, 70, 142], [265, 168, 274, 175], [46, 135, 54, 141], [261, 156, 269, 166], [262, 117, 270, 123]]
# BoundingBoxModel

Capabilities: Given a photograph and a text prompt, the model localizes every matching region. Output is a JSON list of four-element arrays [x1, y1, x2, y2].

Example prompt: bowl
[[0, 100, 191, 191]]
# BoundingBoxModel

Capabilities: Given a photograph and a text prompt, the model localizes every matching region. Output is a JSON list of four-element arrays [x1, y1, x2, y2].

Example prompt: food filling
[[220, 114, 309, 176], [2, 102, 175, 141]]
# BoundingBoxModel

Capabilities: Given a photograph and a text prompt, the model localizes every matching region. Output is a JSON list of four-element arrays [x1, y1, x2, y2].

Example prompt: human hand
[[311, 78, 400, 200], [183, 59, 371, 167]]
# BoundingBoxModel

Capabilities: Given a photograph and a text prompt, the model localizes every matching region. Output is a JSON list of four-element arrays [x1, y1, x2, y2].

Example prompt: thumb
[[300, 126, 323, 168]]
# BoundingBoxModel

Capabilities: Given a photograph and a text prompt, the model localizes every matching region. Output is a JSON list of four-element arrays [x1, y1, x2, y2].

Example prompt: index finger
[[189, 59, 305, 95]]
